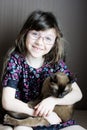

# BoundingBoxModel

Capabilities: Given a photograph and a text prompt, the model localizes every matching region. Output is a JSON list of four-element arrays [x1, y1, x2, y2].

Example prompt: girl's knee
[[61, 125, 86, 130], [69, 125, 86, 130], [14, 126, 33, 130], [5, 127, 13, 130], [0, 125, 13, 130]]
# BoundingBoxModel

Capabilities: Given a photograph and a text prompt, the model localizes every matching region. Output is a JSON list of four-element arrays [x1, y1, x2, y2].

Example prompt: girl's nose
[[36, 37, 44, 46]]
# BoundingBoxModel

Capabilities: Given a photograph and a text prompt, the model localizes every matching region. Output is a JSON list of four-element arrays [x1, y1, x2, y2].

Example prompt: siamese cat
[[4, 72, 74, 127]]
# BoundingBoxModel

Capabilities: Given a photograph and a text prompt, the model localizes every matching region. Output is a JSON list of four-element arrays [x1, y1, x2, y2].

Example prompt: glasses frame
[[28, 30, 56, 45]]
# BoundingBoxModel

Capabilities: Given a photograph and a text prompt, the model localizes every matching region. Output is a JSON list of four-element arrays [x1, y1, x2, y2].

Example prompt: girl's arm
[[55, 82, 83, 105], [2, 87, 34, 116], [34, 82, 83, 116]]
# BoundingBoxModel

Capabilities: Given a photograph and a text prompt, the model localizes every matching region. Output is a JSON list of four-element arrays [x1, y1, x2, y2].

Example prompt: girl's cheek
[[46, 45, 53, 51]]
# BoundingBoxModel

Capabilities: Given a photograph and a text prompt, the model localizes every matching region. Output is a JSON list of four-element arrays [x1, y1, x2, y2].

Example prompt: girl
[[1, 10, 85, 130]]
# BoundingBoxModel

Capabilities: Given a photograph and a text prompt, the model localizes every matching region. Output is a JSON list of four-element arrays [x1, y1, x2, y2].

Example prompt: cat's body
[[4, 72, 74, 127]]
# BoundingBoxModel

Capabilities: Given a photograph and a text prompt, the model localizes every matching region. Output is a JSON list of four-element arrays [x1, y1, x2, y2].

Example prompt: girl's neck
[[25, 55, 44, 69]]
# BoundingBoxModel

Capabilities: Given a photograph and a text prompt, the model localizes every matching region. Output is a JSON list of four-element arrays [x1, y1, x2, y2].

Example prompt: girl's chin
[[30, 52, 43, 58], [30, 49, 44, 58]]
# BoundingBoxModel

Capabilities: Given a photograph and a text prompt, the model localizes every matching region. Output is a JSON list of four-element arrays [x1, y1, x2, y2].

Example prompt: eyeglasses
[[29, 30, 56, 45]]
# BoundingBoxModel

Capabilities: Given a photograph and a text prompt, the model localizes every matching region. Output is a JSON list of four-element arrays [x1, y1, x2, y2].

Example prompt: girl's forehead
[[38, 28, 57, 36]]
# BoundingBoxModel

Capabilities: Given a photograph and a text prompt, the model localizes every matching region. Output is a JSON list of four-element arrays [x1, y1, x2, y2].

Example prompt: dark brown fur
[[4, 72, 74, 127]]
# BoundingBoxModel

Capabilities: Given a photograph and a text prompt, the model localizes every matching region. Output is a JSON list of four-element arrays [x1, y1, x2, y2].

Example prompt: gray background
[[0, 0, 87, 109]]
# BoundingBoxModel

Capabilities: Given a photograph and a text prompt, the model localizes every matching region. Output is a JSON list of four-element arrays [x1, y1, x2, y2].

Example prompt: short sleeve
[[55, 60, 76, 83], [2, 54, 22, 88]]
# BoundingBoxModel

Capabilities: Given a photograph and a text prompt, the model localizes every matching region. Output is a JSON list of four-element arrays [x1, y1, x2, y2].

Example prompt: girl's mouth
[[32, 46, 43, 51]]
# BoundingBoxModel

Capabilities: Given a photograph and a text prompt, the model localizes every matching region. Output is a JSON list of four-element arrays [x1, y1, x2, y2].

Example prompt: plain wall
[[0, 0, 87, 109]]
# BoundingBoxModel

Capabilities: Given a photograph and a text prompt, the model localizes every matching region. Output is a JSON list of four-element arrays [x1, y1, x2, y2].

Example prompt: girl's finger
[[34, 105, 42, 116], [44, 109, 52, 117], [38, 107, 45, 116], [34, 104, 39, 109]]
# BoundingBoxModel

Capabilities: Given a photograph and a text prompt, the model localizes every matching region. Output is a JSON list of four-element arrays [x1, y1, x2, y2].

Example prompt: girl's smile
[[32, 45, 44, 52]]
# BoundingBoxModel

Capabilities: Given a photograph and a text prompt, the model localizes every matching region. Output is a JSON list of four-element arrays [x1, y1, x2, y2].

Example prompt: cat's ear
[[50, 74, 58, 83], [68, 73, 77, 83]]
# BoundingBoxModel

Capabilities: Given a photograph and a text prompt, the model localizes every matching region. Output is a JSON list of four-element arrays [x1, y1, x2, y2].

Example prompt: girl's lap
[[33, 120, 86, 130], [0, 124, 86, 130]]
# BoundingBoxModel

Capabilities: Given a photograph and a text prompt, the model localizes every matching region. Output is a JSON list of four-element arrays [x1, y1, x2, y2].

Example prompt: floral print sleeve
[[2, 53, 22, 88]]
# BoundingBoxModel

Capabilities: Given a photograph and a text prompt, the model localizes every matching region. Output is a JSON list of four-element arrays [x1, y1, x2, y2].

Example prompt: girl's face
[[26, 28, 57, 58]]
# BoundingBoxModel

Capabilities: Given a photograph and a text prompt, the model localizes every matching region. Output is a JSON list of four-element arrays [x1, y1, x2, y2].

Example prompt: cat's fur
[[4, 72, 74, 127]]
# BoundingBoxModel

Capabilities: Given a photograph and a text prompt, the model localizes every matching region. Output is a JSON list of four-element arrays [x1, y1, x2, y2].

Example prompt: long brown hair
[[2, 10, 65, 79], [15, 10, 64, 62]]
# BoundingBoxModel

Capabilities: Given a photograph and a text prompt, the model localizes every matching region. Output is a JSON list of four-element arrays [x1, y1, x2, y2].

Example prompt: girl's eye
[[45, 37, 52, 41], [32, 32, 38, 37]]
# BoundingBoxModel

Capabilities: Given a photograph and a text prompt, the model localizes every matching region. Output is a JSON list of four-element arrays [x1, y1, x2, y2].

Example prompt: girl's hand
[[44, 112, 62, 124], [34, 97, 57, 117], [29, 107, 35, 116]]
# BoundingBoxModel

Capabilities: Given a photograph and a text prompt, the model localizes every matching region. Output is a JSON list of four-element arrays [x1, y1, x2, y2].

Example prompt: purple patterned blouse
[[2, 52, 74, 103]]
